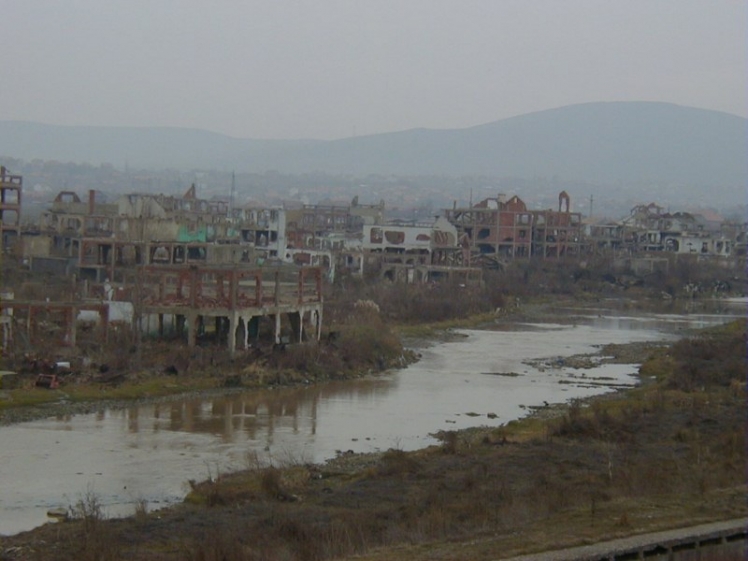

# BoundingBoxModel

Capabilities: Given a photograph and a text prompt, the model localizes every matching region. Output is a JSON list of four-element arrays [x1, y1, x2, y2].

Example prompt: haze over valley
[[2, 101, 746, 220]]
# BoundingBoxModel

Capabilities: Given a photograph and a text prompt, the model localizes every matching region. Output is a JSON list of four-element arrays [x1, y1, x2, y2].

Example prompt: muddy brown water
[[0, 305, 742, 536]]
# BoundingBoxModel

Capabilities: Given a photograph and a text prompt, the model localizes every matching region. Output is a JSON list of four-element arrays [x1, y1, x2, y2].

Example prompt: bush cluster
[[668, 323, 746, 391], [268, 306, 405, 380]]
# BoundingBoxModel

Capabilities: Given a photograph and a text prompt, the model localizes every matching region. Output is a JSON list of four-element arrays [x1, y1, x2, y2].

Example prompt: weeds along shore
[[1, 320, 745, 561]]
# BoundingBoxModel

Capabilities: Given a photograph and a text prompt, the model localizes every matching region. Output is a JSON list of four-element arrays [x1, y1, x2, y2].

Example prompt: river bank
[[0, 334, 665, 428]]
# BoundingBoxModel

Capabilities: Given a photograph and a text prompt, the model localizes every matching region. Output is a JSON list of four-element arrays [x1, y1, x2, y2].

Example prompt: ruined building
[[443, 191, 582, 266], [0, 166, 22, 252], [616, 202, 739, 257], [7, 183, 323, 355], [530, 191, 583, 258], [362, 216, 482, 284], [444, 193, 533, 267]]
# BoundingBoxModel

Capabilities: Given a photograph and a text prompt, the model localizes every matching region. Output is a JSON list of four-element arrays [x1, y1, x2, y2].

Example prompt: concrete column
[[316, 306, 322, 341], [317, 306, 322, 341], [26, 306, 33, 344], [67, 307, 77, 347], [241, 315, 250, 348], [274, 313, 281, 344], [248, 316, 259, 345], [288, 311, 302, 343], [186, 313, 197, 348], [228, 312, 237, 356], [101, 305, 109, 344]]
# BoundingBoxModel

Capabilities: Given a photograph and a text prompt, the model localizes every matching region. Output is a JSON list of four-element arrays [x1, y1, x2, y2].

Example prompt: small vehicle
[[35, 374, 61, 389]]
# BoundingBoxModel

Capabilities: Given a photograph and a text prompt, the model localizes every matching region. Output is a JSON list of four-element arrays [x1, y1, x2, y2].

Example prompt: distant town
[[1, 162, 744, 357]]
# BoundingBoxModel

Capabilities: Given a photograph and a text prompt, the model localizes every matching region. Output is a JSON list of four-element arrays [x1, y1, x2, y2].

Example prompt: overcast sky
[[2, 0, 745, 139]]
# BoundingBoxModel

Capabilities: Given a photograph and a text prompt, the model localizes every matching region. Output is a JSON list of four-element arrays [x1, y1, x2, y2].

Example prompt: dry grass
[[62, 488, 123, 561], [173, 373, 745, 561]]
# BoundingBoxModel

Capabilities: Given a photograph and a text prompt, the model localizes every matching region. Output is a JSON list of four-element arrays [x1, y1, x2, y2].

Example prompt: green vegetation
[[0, 376, 221, 415], [393, 312, 496, 339]]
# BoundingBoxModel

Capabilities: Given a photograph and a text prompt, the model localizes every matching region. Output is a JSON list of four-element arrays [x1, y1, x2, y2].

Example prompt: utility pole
[[230, 171, 236, 218], [589, 194, 594, 218]]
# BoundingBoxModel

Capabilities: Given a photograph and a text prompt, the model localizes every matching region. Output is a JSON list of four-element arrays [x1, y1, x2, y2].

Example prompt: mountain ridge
[[1, 102, 745, 187]]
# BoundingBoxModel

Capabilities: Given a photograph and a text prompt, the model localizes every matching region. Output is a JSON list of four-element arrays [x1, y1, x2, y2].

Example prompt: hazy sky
[[2, 0, 746, 139]]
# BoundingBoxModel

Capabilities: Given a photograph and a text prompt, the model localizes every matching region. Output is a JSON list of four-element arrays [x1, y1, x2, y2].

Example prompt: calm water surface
[[0, 306, 741, 535]]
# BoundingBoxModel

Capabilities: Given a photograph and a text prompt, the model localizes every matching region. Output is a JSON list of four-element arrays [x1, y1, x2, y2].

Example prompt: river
[[0, 303, 743, 536]]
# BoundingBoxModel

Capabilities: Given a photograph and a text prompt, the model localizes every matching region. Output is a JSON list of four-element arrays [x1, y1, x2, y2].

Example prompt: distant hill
[[1, 102, 746, 187]]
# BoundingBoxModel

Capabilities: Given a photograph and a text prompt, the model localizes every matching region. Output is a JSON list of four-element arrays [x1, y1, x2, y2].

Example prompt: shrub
[[336, 312, 403, 371], [67, 488, 122, 561], [552, 401, 634, 442], [435, 430, 460, 454], [378, 448, 422, 476], [668, 324, 746, 391], [68, 489, 105, 534]]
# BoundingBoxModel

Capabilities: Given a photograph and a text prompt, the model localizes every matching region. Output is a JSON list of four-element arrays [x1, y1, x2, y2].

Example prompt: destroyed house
[[0, 166, 22, 251], [233, 207, 286, 258], [31, 186, 255, 281], [530, 191, 583, 258], [617, 204, 737, 257], [14, 183, 326, 354], [284, 199, 384, 251], [363, 217, 459, 262], [444, 194, 533, 264], [362, 217, 481, 284]]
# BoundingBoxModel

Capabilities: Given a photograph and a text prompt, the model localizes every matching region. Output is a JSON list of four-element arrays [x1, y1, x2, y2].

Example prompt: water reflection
[[103, 378, 398, 446]]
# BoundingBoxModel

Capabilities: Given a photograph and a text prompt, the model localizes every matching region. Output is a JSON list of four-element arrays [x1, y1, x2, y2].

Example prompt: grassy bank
[[393, 311, 497, 340]]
